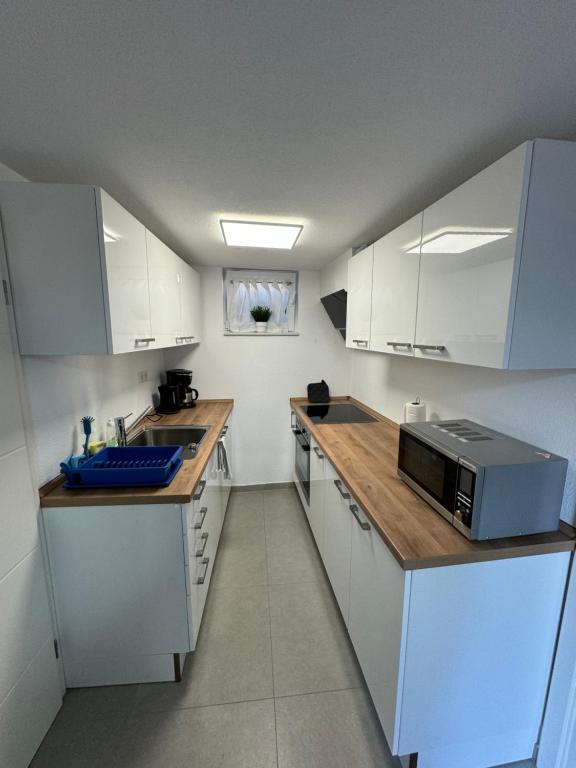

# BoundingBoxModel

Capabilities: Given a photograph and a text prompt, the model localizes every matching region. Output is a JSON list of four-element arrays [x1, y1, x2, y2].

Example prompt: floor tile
[[269, 578, 340, 633], [276, 688, 397, 768], [266, 532, 325, 585], [119, 699, 277, 768], [225, 492, 265, 532], [55, 683, 140, 723], [211, 529, 268, 588], [200, 584, 270, 638], [30, 714, 126, 768], [135, 627, 273, 711]]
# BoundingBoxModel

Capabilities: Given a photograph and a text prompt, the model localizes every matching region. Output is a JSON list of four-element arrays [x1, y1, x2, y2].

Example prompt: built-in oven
[[292, 412, 310, 504]]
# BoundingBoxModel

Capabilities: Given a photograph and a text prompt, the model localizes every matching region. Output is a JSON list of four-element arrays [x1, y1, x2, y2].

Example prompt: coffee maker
[[165, 369, 199, 408]]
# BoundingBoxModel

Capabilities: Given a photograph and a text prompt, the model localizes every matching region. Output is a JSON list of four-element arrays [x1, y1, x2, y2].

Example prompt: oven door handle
[[295, 432, 310, 451]]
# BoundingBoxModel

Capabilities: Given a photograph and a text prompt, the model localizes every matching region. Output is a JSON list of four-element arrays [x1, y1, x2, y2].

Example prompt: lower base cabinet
[[301, 453, 571, 768], [43, 434, 232, 687]]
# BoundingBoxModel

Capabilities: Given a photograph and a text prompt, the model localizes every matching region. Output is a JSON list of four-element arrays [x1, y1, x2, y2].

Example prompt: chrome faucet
[[114, 412, 133, 447]]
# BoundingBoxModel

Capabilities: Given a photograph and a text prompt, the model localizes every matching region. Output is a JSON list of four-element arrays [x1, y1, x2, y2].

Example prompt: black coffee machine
[[165, 369, 199, 409]]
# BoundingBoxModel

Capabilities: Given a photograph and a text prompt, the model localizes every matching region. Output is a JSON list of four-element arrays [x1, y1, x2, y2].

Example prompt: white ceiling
[[1, 1, 576, 269]]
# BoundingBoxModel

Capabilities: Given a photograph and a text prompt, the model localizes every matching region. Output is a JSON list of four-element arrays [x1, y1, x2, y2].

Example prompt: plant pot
[[255, 322, 268, 333]]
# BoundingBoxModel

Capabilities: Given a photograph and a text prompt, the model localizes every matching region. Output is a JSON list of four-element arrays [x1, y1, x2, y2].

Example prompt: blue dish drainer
[[62, 446, 184, 489]]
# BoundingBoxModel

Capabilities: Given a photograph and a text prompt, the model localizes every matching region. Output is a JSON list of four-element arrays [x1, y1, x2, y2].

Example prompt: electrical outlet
[[137, 370, 148, 384]]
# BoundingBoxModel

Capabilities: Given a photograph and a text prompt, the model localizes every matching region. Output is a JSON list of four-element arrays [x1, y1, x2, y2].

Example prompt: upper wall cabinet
[[414, 144, 527, 368], [370, 214, 422, 356], [346, 244, 374, 350], [350, 139, 576, 370], [0, 183, 201, 355]]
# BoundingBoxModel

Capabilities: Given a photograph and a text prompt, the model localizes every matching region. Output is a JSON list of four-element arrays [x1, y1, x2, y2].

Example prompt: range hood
[[321, 289, 347, 339]]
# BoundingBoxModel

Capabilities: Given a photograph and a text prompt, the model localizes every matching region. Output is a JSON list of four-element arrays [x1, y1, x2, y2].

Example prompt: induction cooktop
[[305, 403, 377, 424]]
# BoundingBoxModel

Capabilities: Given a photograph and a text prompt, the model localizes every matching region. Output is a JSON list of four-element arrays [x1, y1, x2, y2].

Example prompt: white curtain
[[225, 273, 296, 332]]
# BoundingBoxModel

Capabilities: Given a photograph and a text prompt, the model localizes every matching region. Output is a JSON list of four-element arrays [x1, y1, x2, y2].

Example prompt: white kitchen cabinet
[[370, 214, 421, 356], [348, 505, 410, 749], [146, 229, 183, 348], [309, 437, 326, 556], [346, 244, 373, 350], [322, 467, 353, 624], [43, 446, 226, 686], [310, 453, 570, 767], [180, 262, 202, 344], [0, 182, 201, 355]]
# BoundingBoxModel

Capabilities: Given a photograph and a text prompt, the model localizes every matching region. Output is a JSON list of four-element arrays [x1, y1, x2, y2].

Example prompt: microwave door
[[398, 431, 458, 522]]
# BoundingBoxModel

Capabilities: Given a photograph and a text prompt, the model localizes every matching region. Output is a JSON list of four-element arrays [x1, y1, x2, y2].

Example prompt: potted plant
[[250, 305, 272, 333]]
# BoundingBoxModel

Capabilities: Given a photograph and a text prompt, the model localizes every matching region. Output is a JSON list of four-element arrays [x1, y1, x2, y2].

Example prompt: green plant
[[250, 305, 272, 322]]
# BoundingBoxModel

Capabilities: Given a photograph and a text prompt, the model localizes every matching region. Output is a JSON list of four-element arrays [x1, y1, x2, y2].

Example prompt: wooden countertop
[[291, 396, 575, 570], [40, 399, 234, 507]]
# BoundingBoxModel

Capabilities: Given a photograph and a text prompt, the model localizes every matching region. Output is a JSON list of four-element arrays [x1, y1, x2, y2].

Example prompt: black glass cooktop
[[305, 403, 377, 424]]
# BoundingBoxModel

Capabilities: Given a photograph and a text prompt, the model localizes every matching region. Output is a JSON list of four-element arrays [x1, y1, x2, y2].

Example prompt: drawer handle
[[413, 344, 446, 352], [195, 557, 210, 585], [387, 342, 412, 348], [193, 480, 207, 501], [352, 339, 368, 347], [313, 446, 324, 459], [193, 506, 208, 529], [350, 504, 371, 531], [135, 337, 155, 344], [195, 532, 209, 557], [334, 479, 351, 500]]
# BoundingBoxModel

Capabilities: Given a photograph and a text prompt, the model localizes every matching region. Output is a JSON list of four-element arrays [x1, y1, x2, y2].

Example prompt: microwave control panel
[[455, 465, 476, 529]]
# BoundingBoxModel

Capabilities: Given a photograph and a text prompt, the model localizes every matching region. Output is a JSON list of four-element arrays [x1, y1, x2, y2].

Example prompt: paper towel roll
[[404, 399, 426, 423]]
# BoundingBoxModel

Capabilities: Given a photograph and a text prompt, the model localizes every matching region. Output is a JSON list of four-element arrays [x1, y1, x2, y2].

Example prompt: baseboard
[[232, 482, 295, 492]]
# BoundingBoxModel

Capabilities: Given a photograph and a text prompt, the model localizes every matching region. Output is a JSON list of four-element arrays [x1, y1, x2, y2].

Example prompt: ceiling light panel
[[407, 231, 511, 254], [220, 220, 303, 249]]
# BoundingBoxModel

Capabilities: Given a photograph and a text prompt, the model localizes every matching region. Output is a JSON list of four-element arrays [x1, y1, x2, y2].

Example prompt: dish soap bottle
[[106, 418, 118, 447]]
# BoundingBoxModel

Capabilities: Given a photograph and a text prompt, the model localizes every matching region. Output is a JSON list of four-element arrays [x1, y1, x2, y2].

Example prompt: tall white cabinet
[[0, 182, 201, 354], [345, 139, 576, 369]]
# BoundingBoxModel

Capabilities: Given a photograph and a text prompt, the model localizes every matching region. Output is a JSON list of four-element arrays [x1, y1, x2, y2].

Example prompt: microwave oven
[[397, 420, 567, 540]]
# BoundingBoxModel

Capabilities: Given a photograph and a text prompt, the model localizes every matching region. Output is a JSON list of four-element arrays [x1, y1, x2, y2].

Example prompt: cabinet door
[[309, 437, 326, 557], [180, 263, 201, 344], [322, 468, 353, 624], [414, 145, 528, 368], [370, 215, 421, 356], [346, 245, 373, 350], [100, 191, 152, 353], [146, 230, 183, 349], [348, 506, 408, 752]]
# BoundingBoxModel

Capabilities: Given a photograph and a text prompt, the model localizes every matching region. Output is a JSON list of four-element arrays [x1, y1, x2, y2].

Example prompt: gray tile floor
[[30, 488, 535, 768]]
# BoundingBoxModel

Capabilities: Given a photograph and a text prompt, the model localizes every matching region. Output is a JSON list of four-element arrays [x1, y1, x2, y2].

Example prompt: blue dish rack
[[63, 446, 184, 489]]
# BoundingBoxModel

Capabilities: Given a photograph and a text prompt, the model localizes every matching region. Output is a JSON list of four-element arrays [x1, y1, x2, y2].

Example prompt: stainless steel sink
[[128, 425, 211, 459]]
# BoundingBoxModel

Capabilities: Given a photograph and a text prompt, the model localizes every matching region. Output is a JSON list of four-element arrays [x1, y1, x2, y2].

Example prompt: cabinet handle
[[350, 504, 371, 531], [413, 344, 446, 352], [175, 336, 185, 343], [313, 446, 324, 459], [387, 342, 412, 348], [220, 425, 228, 437], [195, 557, 210, 585], [334, 479, 351, 500], [352, 339, 368, 347], [193, 506, 208, 529], [135, 337, 155, 344], [186, 336, 195, 341], [193, 480, 207, 501], [195, 532, 209, 557]]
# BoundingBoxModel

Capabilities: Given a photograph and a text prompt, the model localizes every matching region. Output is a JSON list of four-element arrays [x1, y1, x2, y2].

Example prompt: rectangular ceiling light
[[407, 231, 511, 254], [220, 220, 303, 249]]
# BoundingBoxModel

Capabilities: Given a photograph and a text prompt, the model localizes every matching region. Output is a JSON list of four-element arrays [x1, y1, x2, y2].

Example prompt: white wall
[[0, 161, 62, 767], [348, 351, 576, 526], [23, 351, 165, 485], [165, 267, 350, 486]]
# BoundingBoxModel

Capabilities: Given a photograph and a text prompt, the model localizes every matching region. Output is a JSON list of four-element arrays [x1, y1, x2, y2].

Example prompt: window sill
[[223, 331, 300, 336]]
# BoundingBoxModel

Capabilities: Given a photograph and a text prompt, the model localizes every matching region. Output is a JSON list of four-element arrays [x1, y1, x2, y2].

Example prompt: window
[[223, 268, 298, 334]]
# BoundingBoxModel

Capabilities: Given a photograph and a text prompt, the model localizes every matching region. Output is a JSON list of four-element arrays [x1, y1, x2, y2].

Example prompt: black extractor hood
[[321, 289, 347, 339]]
